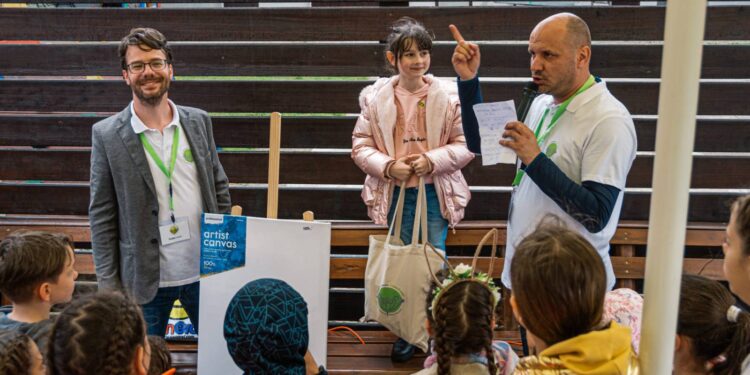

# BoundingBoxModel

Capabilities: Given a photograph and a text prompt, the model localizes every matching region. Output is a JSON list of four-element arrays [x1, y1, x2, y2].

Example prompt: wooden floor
[[327, 330, 429, 375], [168, 329, 522, 374]]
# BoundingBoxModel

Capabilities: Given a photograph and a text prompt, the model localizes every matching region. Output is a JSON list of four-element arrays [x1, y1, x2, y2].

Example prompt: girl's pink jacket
[[351, 75, 474, 227]]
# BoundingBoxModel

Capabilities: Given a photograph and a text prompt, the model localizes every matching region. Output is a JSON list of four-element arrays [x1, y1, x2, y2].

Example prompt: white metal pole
[[640, 1, 707, 373]]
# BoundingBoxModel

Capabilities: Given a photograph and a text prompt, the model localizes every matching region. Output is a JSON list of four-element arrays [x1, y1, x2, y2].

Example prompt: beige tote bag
[[363, 178, 445, 351]]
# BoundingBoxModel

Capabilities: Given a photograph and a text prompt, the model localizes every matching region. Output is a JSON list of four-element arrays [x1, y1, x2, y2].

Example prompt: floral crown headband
[[423, 229, 501, 319]]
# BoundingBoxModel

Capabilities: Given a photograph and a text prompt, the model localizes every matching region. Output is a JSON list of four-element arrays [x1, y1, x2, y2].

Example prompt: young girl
[[510, 222, 638, 374], [47, 292, 151, 375], [352, 16, 473, 249], [418, 266, 518, 375], [352, 17, 474, 361], [722, 195, 750, 373], [0, 330, 46, 375], [674, 274, 750, 374], [724, 195, 750, 306], [420, 283, 643, 374]]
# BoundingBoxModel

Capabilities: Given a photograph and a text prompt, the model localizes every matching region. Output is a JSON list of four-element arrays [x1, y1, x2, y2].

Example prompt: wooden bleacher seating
[[0, 2, 747, 373]]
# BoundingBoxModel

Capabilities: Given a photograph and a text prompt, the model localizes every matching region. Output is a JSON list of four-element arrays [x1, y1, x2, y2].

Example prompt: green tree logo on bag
[[378, 285, 405, 315]]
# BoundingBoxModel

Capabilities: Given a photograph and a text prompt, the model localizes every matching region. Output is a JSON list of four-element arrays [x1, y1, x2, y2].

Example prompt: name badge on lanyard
[[159, 217, 191, 245], [140, 126, 191, 246]]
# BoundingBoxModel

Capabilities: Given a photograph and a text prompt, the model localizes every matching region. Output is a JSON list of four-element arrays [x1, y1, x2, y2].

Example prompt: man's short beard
[[133, 78, 170, 107], [136, 92, 165, 106]]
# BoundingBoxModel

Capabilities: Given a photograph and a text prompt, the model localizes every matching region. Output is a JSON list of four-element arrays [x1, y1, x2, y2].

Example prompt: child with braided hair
[[416, 277, 518, 375], [0, 330, 46, 375], [47, 291, 151, 375], [416, 235, 518, 375], [674, 274, 750, 375]]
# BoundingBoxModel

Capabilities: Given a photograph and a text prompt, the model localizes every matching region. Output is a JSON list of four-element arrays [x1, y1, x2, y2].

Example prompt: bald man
[[451, 13, 637, 291]]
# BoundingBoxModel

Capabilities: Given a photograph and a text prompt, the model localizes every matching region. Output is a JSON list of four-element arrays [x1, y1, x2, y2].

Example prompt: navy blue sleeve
[[457, 76, 483, 154], [523, 153, 620, 233]]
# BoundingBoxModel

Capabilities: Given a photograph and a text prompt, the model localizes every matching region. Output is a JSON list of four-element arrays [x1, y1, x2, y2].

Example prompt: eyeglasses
[[125, 59, 170, 73]]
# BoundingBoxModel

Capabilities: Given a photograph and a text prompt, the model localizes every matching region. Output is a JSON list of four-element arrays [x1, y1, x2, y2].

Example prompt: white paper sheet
[[472, 100, 519, 165]]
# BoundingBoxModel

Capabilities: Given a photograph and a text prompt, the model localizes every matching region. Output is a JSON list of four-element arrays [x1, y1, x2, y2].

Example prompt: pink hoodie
[[351, 75, 474, 227]]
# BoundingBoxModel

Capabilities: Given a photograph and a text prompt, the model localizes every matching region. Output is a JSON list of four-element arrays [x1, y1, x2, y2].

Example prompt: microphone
[[516, 82, 539, 123]]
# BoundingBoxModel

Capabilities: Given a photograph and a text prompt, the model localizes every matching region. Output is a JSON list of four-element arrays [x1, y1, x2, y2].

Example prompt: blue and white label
[[200, 213, 247, 276]]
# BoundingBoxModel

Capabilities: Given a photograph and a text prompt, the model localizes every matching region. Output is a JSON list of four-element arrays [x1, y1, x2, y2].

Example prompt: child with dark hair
[[0, 231, 78, 354], [724, 195, 750, 304], [223, 278, 327, 375], [416, 264, 518, 375], [352, 16, 474, 362], [0, 330, 46, 375], [674, 274, 750, 374], [47, 292, 150, 375], [722, 195, 750, 373], [147, 335, 174, 375], [510, 222, 638, 373]]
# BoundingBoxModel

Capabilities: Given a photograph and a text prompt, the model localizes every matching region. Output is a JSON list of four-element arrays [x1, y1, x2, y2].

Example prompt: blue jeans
[[386, 184, 449, 251], [141, 281, 200, 337]]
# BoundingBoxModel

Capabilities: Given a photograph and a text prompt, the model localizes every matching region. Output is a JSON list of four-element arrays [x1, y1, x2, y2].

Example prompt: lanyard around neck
[[511, 75, 596, 186], [139, 126, 180, 212]]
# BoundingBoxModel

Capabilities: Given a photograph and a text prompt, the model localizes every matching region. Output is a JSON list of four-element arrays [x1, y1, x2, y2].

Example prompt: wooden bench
[[0, 216, 728, 317]]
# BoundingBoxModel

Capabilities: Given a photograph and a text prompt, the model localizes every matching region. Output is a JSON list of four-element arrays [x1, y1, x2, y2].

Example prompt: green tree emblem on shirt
[[546, 142, 558, 157], [183, 149, 194, 163]]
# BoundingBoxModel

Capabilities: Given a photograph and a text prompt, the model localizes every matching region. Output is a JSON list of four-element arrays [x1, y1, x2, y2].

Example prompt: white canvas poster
[[198, 216, 331, 374]]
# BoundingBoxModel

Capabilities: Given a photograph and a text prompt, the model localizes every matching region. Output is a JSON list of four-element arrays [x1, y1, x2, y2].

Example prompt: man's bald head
[[528, 12, 592, 102], [534, 12, 591, 50]]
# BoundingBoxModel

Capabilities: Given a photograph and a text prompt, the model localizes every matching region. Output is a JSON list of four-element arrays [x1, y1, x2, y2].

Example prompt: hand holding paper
[[472, 100, 519, 165], [500, 121, 542, 165]]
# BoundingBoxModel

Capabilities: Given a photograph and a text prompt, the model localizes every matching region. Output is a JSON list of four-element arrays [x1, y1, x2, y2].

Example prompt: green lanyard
[[139, 126, 180, 216], [511, 75, 596, 186]]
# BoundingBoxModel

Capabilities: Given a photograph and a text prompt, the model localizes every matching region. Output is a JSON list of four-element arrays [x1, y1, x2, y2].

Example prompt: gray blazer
[[89, 105, 231, 304]]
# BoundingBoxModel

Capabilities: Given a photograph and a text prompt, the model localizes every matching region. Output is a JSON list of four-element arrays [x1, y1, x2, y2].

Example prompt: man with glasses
[[89, 27, 231, 337]]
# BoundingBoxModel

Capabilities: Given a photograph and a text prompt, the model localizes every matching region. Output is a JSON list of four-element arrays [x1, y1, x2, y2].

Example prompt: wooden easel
[[231, 112, 315, 223], [267, 112, 282, 219]]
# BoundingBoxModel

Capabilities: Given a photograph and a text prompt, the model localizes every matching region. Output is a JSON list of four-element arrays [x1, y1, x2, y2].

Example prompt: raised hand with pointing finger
[[449, 24, 481, 81]]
